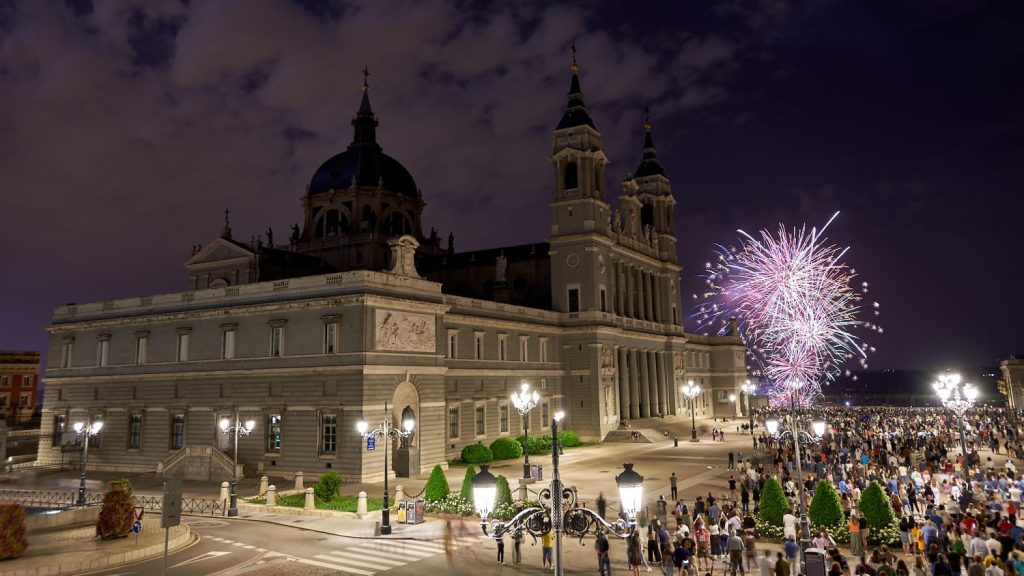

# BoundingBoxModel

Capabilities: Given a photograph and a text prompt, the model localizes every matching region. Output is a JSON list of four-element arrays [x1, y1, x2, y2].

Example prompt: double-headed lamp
[[765, 417, 780, 436], [471, 464, 498, 520], [403, 418, 415, 433], [615, 463, 644, 521], [356, 420, 369, 435]]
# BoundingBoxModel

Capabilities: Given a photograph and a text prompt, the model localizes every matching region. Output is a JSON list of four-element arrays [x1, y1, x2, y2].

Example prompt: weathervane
[[362, 66, 370, 91]]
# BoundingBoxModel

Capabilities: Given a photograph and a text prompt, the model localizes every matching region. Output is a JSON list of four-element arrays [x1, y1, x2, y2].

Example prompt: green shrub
[[809, 480, 844, 528], [314, 472, 344, 502], [516, 434, 542, 455], [757, 477, 790, 527], [460, 443, 493, 464], [459, 465, 477, 502], [537, 435, 554, 452], [490, 437, 524, 460], [96, 479, 135, 539], [858, 481, 894, 530], [496, 475, 513, 508], [0, 504, 28, 559], [424, 464, 450, 502], [558, 429, 581, 448]]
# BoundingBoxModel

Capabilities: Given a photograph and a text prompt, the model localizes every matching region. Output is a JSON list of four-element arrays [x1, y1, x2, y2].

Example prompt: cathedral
[[37, 59, 746, 483]]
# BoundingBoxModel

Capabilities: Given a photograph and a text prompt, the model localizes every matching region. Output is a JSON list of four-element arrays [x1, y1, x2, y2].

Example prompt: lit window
[[96, 336, 110, 367], [268, 414, 282, 452], [519, 336, 529, 361], [448, 405, 460, 439], [539, 338, 548, 362], [176, 331, 190, 362], [135, 334, 148, 364], [447, 330, 458, 358], [128, 414, 142, 449], [499, 403, 509, 433], [270, 325, 284, 357], [475, 404, 485, 436], [222, 329, 236, 359], [324, 322, 338, 354], [498, 335, 507, 361], [320, 414, 337, 454], [52, 414, 66, 445], [61, 339, 74, 368], [171, 414, 185, 449], [474, 332, 484, 360], [22, 375, 31, 386]]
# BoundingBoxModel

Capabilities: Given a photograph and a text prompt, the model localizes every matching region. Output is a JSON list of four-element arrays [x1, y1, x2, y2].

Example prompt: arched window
[[563, 161, 578, 190], [640, 204, 655, 229], [400, 405, 415, 447], [325, 210, 340, 236]]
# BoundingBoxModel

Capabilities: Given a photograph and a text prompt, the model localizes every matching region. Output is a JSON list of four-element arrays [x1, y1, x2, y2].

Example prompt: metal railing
[[0, 489, 227, 515]]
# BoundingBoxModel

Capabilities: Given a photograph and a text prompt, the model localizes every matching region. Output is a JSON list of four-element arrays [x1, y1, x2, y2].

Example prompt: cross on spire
[[571, 41, 578, 73], [222, 208, 232, 239], [644, 105, 651, 131], [362, 66, 370, 91]]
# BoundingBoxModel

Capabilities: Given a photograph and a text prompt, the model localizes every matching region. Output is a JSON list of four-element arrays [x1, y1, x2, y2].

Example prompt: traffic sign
[[132, 520, 142, 534], [367, 436, 376, 451]]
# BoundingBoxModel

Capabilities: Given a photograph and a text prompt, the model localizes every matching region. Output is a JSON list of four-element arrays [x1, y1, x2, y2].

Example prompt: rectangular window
[[474, 332, 484, 360], [270, 326, 284, 357], [267, 414, 282, 452], [567, 288, 580, 312], [52, 414, 66, 445], [128, 414, 142, 449], [324, 323, 338, 354], [498, 335, 507, 361], [61, 340, 73, 368], [21, 375, 31, 387], [447, 330, 458, 358], [222, 330, 236, 359], [499, 403, 509, 433], [0, 396, 7, 407], [18, 394, 28, 407], [87, 420, 102, 449], [176, 333, 190, 362], [539, 338, 548, 362], [0, 376, 7, 388], [600, 288, 607, 312], [135, 335, 148, 364], [171, 414, 185, 449], [541, 402, 550, 428], [320, 414, 337, 454], [96, 338, 109, 367], [519, 336, 529, 361], [448, 405, 460, 439], [475, 404, 485, 436]]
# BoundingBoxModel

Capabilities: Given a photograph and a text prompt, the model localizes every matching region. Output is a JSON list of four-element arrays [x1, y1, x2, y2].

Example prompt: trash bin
[[405, 499, 425, 524], [804, 548, 828, 576], [531, 464, 543, 481], [397, 501, 407, 524]]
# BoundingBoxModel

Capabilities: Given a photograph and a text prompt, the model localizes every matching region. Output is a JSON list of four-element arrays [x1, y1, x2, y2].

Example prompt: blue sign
[[367, 437, 376, 451], [132, 520, 142, 534]]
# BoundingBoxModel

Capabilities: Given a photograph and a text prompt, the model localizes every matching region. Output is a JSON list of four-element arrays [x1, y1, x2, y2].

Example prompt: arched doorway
[[392, 381, 420, 477]]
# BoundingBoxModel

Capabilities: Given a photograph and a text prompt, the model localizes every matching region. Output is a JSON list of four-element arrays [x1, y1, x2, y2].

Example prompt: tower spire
[[222, 208, 232, 239], [351, 66, 379, 148], [556, 42, 596, 130], [633, 107, 665, 177]]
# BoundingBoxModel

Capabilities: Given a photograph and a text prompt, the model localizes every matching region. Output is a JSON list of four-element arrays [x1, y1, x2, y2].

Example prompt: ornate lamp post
[[511, 381, 540, 480], [729, 393, 738, 418], [72, 418, 103, 506], [741, 380, 757, 435], [681, 381, 701, 441], [934, 373, 977, 475], [473, 414, 644, 576], [357, 402, 414, 535], [219, 411, 255, 517], [765, 382, 826, 570]]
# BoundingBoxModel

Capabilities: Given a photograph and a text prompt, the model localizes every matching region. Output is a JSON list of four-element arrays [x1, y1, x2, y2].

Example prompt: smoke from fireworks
[[692, 212, 880, 406]]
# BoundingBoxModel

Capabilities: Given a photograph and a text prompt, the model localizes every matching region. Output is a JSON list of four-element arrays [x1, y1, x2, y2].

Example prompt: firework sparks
[[692, 211, 879, 406]]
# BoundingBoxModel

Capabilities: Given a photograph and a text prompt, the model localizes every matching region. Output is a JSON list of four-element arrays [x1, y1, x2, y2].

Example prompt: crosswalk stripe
[[333, 547, 410, 563], [320, 550, 406, 566], [309, 555, 378, 574], [368, 540, 445, 552], [363, 545, 436, 558]]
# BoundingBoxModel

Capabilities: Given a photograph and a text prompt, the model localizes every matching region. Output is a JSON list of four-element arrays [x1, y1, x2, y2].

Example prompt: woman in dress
[[628, 527, 644, 576]]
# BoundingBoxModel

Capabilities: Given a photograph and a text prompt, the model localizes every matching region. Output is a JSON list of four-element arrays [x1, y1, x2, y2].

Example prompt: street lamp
[[741, 380, 757, 435], [357, 402, 414, 535], [511, 381, 540, 480], [934, 372, 978, 476], [219, 411, 255, 517], [681, 381, 701, 441], [473, 417, 644, 576], [764, 381, 826, 571], [72, 419, 103, 506], [729, 393, 738, 418]]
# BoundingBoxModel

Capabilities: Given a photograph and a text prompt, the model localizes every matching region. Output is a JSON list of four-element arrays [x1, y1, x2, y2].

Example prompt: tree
[[424, 464, 451, 503], [459, 465, 477, 502], [0, 504, 28, 559], [96, 479, 135, 539], [809, 480, 844, 528], [496, 475, 513, 508], [857, 480, 894, 529], [758, 477, 790, 527]]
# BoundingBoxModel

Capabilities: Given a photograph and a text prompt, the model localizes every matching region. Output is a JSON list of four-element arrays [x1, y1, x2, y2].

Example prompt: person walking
[[649, 523, 663, 564], [776, 552, 790, 576], [597, 529, 612, 576], [760, 550, 775, 576], [512, 528, 522, 564], [496, 533, 505, 564], [671, 473, 679, 501], [727, 530, 746, 576], [629, 527, 644, 576], [783, 536, 800, 576], [541, 530, 554, 569], [443, 520, 455, 565]]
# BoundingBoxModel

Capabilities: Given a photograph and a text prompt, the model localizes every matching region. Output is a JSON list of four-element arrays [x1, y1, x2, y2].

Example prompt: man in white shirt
[[759, 550, 775, 576], [970, 533, 990, 558], [783, 512, 798, 540], [986, 533, 1003, 557], [726, 512, 743, 536]]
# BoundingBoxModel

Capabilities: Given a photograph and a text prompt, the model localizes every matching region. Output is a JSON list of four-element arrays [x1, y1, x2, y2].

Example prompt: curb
[[0, 526, 196, 576]]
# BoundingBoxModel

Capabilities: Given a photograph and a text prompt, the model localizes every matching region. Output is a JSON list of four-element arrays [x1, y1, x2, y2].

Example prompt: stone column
[[628, 348, 641, 420], [652, 275, 662, 323], [616, 262, 625, 316], [625, 264, 635, 318], [648, 350, 661, 417], [656, 351, 670, 416], [637, 348, 650, 418], [644, 272, 654, 322], [617, 346, 628, 421], [635, 268, 644, 320]]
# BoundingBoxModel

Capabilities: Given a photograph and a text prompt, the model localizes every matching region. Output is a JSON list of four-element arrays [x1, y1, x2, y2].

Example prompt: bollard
[[518, 481, 528, 502], [674, 437, 679, 447], [220, 481, 230, 502], [305, 487, 315, 510], [259, 475, 269, 496], [395, 485, 405, 503], [357, 491, 368, 516], [267, 485, 277, 507], [294, 471, 304, 491]]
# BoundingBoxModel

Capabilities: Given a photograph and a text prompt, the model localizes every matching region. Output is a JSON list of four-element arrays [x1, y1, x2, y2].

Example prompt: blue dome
[[308, 147, 418, 198]]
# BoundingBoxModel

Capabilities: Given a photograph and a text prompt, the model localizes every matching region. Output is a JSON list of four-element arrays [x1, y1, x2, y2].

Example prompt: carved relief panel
[[374, 310, 436, 353]]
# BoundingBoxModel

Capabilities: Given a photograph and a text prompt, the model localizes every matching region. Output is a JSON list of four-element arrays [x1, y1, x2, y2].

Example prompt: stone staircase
[[603, 428, 671, 443], [158, 445, 239, 481]]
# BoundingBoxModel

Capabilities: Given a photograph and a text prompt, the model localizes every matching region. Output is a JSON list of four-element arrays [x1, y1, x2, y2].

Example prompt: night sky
[[0, 1, 1021, 373]]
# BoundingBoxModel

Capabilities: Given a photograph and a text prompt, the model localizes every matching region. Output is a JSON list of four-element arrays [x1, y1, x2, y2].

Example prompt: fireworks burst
[[692, 212, 880, 406]]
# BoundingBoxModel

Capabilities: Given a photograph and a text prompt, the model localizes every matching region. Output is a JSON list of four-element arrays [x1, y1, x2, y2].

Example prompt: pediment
[[185, 237, 255, 268]]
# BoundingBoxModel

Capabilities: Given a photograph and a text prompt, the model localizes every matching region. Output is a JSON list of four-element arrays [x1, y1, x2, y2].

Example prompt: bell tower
[[621, 110, 677, 263]]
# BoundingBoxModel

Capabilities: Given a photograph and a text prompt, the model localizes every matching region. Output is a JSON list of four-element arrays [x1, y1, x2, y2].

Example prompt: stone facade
[[37, 63, 747, 483], [1001, 356, 1024, 413], [0, 350, 40, 423]]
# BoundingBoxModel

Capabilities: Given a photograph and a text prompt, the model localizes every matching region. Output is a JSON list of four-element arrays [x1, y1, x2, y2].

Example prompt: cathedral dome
[[308, 148, 418, 198]]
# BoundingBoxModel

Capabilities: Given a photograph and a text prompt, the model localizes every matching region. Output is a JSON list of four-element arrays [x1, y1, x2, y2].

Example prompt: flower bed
[[248, 494, 387, 512]]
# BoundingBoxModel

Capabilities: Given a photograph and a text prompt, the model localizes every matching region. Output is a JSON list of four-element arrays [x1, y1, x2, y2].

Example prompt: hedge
[[758, 477, 789, 527], [461, 443, 493, 464], [424, 464, 450, 502], [0, 504, 28, 559], [858, 481, 894, 530], [516, 434, 543, 455], [558, 430, 581, 448], [809, 480, 844, 528], [459, 465, 477, 502], [314, 472, 344, 502], [496, 475, 513, 508], [490, 437, 524, 460]]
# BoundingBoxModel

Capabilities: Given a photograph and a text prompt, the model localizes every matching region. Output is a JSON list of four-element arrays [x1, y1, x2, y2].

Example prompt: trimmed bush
[[96, 479, 135, 539], [459, 465, 477, 503], [313, 472, 344, 502], [490, 437, 524, 460], [758, 477, 790, 527], [496, 475, 513, 508], [809, 480, 845, 528], [558, 429, 581, 448], [461, 443, 493, 464], [424, 464, 450, 502], [516, 434, 542, 455], [537, 435, 554, 452], [0, 504, 28, 559], [858, 481, 894, 530]]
